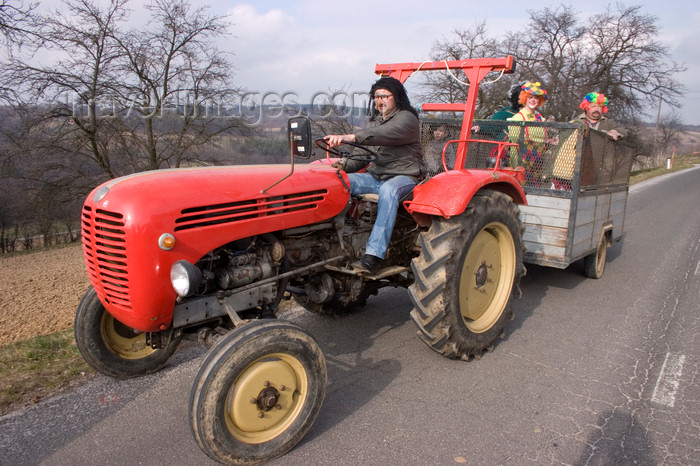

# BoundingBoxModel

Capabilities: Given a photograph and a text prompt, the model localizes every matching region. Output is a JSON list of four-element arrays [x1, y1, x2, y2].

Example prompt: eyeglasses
[[373, 94, 393, 100]]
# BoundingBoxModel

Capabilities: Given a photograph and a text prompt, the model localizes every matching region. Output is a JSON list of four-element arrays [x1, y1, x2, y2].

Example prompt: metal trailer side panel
[[569, 186, 629, 263], [525, 187, 630, 268], [610, 189, 628, 242], [520, 194, 571, 268], [572, 191, 610, 261]]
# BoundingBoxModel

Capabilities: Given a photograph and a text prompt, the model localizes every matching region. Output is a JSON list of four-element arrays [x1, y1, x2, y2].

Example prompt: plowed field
[[0, 245, 89, 346]]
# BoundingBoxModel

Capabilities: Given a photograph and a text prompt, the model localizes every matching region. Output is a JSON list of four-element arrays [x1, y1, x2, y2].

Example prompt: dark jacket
[[344, 109, 425, 182], [574, 113, 626, 138]]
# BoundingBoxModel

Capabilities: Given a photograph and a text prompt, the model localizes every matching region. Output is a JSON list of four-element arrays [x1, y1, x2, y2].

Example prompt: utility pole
[[654, 94, 663, 160]]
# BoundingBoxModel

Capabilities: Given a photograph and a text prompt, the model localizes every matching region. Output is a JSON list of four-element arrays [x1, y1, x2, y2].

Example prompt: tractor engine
[[214, 241, 285, 291], [172, 196, 415, 325]]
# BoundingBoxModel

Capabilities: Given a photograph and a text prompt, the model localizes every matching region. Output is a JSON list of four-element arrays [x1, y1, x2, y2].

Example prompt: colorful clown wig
[[579, 92, 609, 113], [518, 82, 548, 108]]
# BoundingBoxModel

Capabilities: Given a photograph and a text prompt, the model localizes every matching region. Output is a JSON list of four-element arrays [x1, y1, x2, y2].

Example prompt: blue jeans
[[348, 173, 416, 259]]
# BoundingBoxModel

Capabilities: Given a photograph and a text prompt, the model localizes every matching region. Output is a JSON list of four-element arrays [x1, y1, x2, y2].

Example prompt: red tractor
[[75, 56, 528, 464]]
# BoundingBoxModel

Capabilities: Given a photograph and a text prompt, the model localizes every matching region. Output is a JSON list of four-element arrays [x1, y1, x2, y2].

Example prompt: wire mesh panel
[[465, 121, 513, 170], [579, 128, 634, 189], [418, 119, 633, 193], [420, 118, 517, 175], [501, 121, 579, 191], [420, 119, 462, 177]]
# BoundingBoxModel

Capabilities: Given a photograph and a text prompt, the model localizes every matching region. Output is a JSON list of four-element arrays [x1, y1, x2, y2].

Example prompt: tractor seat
[[357, 190, 414, 204]]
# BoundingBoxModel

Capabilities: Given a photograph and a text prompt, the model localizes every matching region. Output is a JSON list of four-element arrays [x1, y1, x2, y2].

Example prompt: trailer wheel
[[583, 232, 608, 279], [190, 320, 327, 465], [409, 190, 525, 360], [74, 286, 181, 378]]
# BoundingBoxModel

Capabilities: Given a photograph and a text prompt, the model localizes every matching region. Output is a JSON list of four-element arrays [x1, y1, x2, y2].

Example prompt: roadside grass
[[0, 329, 93, 417], [630, 153, 700, 185], [1, 151, 698, 417]]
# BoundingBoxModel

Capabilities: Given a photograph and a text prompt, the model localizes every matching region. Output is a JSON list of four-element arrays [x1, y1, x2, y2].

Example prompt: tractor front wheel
[[189, 320, 327, 465], [408, 190, 525, 360], [73, 286, 181, 378]]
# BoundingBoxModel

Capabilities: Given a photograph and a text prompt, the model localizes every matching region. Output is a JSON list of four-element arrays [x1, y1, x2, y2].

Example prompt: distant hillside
[[636, 123, 700, 156], [675, 129, 700, 155]]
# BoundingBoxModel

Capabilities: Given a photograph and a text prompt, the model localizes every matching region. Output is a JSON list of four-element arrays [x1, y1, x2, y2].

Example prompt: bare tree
[[0, 0, 249, 253], [583, 4, 685, 122], [0, 178, 25, 252], [656, 111, 685, 157], [0, 0, 37, 48], [113, 0, 244, 170], [0, 0, 38, 102], [3, 0, 247, 180], [418, 21, 501, 118], [421, 3, 686, 124], [500, 4, 586, 120], [5, 0, 130, 180]]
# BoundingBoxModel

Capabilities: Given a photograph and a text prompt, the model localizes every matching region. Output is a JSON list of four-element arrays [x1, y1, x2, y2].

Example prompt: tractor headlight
[[170, 260, 202, 297]]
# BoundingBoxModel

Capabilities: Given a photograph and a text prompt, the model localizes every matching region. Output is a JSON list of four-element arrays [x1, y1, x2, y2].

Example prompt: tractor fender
[[405, 170, 527, 222]]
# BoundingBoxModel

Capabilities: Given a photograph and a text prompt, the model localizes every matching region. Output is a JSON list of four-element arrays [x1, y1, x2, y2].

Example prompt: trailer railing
[[419, 118, 635, 194]]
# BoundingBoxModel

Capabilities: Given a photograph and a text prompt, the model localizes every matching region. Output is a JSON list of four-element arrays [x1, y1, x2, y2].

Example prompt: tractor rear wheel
[[74, 286, 181, 378], [189, 320, 327, 465], [408, 190, 525, 360]]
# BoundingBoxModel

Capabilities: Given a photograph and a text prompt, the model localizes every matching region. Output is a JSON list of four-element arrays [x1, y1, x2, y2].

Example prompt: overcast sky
[[37, 0, 700, 125]]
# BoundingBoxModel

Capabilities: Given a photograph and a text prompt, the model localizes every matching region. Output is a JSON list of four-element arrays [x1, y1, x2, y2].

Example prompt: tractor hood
[[86, 164, 350, 256], [81, 164, 350, 331]]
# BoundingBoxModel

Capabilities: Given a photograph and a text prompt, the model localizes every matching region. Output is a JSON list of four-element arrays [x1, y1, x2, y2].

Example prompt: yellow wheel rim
[[459, 222, 516, 333], [100, 312, 156, 359], [225, 353, 308, 444], [595, 236, 607, 276]]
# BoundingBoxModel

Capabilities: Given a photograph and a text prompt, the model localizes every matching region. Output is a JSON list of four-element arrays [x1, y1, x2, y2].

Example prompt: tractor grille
[[81, 206, 132, 310], [174, 189, 328, 231]]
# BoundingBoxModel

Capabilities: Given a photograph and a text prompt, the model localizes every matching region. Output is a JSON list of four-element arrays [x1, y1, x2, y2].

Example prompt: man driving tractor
[[324, 76, 425, 273]]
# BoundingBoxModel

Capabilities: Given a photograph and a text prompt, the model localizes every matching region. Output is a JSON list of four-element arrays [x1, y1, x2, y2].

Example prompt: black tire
[[408, 189, 525, 360], [74, 286, 181, 378], [583, 231, 607, 279], [189, 320, 327, 465]]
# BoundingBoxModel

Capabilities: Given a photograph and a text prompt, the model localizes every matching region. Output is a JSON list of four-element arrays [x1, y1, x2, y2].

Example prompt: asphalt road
[[2, 167, 699, 465]]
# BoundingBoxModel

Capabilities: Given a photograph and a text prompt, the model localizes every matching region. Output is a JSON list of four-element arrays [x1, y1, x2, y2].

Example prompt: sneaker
[[351, 254, 383, 273]]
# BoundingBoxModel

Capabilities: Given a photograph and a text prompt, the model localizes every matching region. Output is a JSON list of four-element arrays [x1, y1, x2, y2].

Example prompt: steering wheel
[[314, 138, 379, 163]]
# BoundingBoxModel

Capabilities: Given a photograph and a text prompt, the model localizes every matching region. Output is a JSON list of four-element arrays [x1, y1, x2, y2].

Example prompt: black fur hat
[[368, 76, 418, 119], [508, 82, 525, 110]]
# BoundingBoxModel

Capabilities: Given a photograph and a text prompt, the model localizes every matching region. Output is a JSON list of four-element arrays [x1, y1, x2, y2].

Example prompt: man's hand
[[331, 158, 346, 169], [324, 134, 356, 147], [607, 129, 621, 141]]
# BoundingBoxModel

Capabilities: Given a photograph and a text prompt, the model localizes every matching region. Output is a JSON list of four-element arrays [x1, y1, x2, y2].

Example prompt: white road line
[[651, 352, 686, 408], [695, 260, 700, 275]]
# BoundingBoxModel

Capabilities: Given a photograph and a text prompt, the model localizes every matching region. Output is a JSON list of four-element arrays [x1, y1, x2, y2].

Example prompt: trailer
[[420, 119, 635, 277]]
